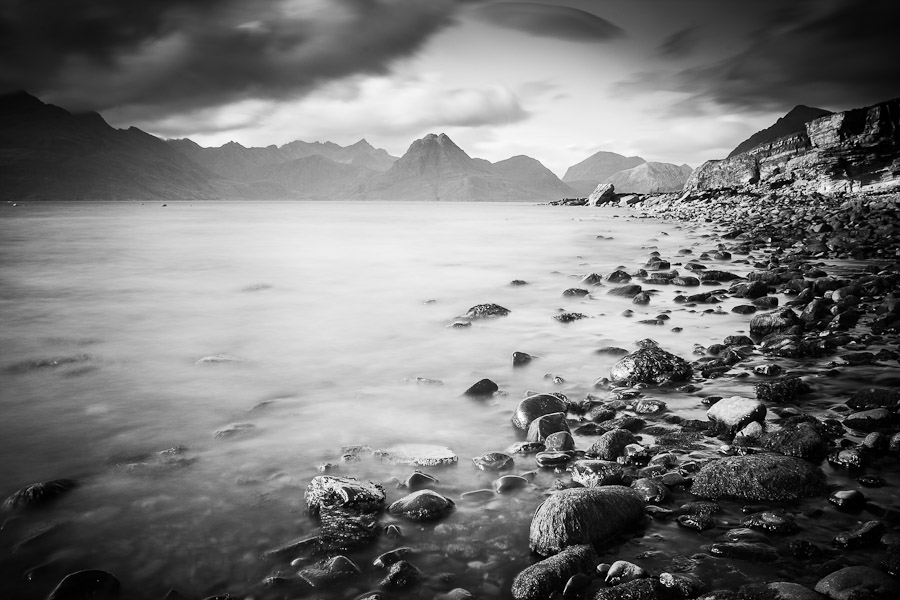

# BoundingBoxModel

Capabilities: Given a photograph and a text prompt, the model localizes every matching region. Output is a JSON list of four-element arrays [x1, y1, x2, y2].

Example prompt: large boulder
[[609, 346, 693, 385], [527, 412, 570, 443], [750, 308, 801, 336], [511, 544, 597, 600], [388, 489, 455, 521], [706, 397, 766, 433], [513, 394, 568, 430], [586, 429, 637, 460], [691, 454, 826, 501], [305, 476, 386, 515], [815, 566, 900, 600], [587, 183, 615, 206], [529, 486, 645, 555]]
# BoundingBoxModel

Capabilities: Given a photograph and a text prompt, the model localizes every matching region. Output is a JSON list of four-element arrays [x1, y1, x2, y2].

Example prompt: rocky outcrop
[[691, 454, 826, 501], [685, 98, 900, 193], [602, 162, 693, 194]]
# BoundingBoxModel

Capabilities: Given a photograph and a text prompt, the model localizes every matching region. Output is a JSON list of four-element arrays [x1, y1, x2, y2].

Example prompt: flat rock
[[706, 396, 766, 432], [388, 489, 455, 521], [815, 566, 900, 600], [511, 544, 597, 600], [609, 346, 693, 385], [691, 454, 826, 501], [374, 444, 458, 466], [529, 486, 645, 555]]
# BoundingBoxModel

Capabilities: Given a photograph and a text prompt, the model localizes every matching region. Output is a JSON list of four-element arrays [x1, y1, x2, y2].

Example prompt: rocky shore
[[4, 189, 900, 600]]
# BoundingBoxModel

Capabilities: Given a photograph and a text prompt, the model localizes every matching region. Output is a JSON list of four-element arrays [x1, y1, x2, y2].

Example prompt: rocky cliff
[[685, 98, 900, 193]]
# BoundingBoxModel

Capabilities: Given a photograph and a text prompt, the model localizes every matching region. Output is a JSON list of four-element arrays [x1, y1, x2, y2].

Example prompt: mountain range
[[0, 91, 699, 202]]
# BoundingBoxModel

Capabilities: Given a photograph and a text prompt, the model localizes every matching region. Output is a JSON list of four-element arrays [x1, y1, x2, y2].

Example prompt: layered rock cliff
[[685, 98, 900, 193]]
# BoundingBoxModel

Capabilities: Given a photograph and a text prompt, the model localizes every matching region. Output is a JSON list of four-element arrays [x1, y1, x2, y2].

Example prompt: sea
[[0, 201, 893, 599]]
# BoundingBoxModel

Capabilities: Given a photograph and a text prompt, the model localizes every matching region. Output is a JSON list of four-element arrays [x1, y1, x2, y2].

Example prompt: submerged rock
[[691, 454, 826, 501], [3, 479, 77, 510], [374, 444, 458, 466], [609, 345, 692, 385], [463, 378, 498, 397], [529, 486, 645, 555], [46, 569, 120, 600], [388, 489, 455, 521], [511, 544, 597, 600], [815, 566, 900, 600], [472, 452, 514, 471]]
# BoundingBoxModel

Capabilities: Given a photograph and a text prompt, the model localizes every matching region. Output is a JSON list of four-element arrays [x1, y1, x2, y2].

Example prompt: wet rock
[[609, 345, 693, 386], [847, 388, 900, 410], [527, 412, 571, 443], [606, 560, 648, 585], [814, 566, 900, 600], [633, 292, 652, 304], [564, 288, 590, 297], [508, 441, 546, 455], [691, 454, 826, 501], [463, 378, 498, 397], [828, 489, 866, 510], [844, 408, 894, 431], [756, 377, 811, 403], [388, 489, 455, 521], [586, 429, 637, 460], [374, 547, 414, 568], [750, 308, 801, 337], [828, 448, 864, 469], [740, 582, 823, 600], [762, 419, 830, 458], [740, 511, 798, 534], [545, 431, 576, 452], [535, 450, 575, 469], [673, 276, 701, 286], [592, 579, 669, 600], [631, 478, 668, 503], [555, 312, 588, 323], [3, 479, 77, 510], [529, 486, 645, 555], [706, 396, 766, 433], [569, 460, 626, 487], [379, 560, 422, 590], [298, 555, 361, 587], [708, 541, 779, 562], [305, 476, 386, 515], [513, 352, 535, 367], [472, 452, 514, 471], [511, 544, 597, 600], [677, 514, 716, 531], [464, 303, 510, 319], [399, 470, 438, 490], [633, 398, 667, 414], [195, 353, 240, 365], [437, 589, 474, 600], [494, 475, 530, 493], [730, 281, 771, 299], [833, 520, 884, 548], [374, 444, 458, 466], [46, 569, 120, 600], [608, 284, 643, 297], [659, 572, 705, 598], [606, 270, 632, 283], [513, 394, 569, 429]]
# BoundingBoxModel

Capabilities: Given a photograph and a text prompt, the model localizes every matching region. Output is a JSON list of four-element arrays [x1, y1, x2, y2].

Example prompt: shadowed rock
[[463, 378, 498, 397], [815, 566, 900, 600], [46, 569, 120, 600], [511, 544, 597, 600], [691, 454, 826, 501], [529, 486, 645, 555], [609, 346, 692, 385], [513, 394, 568, 429], [586, 429, 636, 460], [750, 308, 800, 336], [527, 412, 570, 443], [3, 479, 77, 510]]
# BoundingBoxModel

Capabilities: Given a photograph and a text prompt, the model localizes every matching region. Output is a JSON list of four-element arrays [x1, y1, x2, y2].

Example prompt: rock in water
[[388, 489, 455, 521], [814, 565, 900, 600], [587, 182, 615, 206], [691, 454, 826, 501], [46, 569, 120, 600], [462, 378, 498, 397], [298, 555, 361, 588], [374, 444, 458, 466], [4, 479, 77, 510], [526, 412, 570, 443], [512, 394, 568, 430], [609, 346, 692, 385], [464, 303, 510, 319], [305, 476, 386, 515], [510, 544, 597, 600], [749, 308, 800, 336], [529, 486, 645, 555], [706, 396, 766, 433], [379, 560, 423, 590]]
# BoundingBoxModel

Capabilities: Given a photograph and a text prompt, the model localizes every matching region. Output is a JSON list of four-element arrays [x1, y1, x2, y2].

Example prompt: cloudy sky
[[2, 0, 897, 176]]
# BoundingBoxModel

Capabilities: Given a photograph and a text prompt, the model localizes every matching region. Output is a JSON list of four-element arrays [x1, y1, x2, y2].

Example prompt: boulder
[[609, 346, 693, 385], [586, 429, 637, 460], [510, 544, 597, 600], [588, 183, 615, 206], [464, 303, 510, 319], [762, 420, 830, 458], [691, 454, 826, 501], [706, 397, 766, 433], [305, 476, 386, 515], [815, 566, 900, 600], [379, 560, 422, 590], [463, 378, 498, 397], [569, 460, 626, 487], [513, 394, 569, 430], [527, 412, 570, 443], [740, 582, 823, 600], [388, 489, 455, 521], [750, 308, 800, 336], [529, 486, 645, 555]]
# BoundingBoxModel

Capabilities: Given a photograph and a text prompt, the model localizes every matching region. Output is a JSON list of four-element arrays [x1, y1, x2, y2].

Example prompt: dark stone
[[298, 555, 361, 587], [379, 560, 422, 590], [569, 460, 626, 487], [3, 479, 77, 510], [605, 270, 632, 283], [833, 520, 885, 548], [545, 431, 576, 452], [529, 486, 645, 555], [707, 542, 779, 562], [388, 490, 455, 521], [527, 412, 571, 443], [828, 489, 866, 511], [740, 510, 798, 534], [564, 288, 590, 297], [555, 312, 588, 323], [690, 454, 826, 501], [535, 450, 575, 468], [608, 284, 643, 297], [464, 303, 510, 319], [513, 352, 535, 367], [676, 514, 715, 531], [513, 394, 569, 429], [400, 470, 439, 490], [511, 544, 597, 600], [46, 570, 120, 600], [463, 378, 498, 397], [586, 429, 637, 460], [472, 452, 514, 471], [845, 408, 894, 431], [814, 566, 900, 600], [305, 476, 386, 515], [609, 346, 693, 386], [373, 547, 414, 568], [591, 578, 672, 600], [750, 308, 801, 336], [755, 377, 810, 403], [847, 388, 900, 410]]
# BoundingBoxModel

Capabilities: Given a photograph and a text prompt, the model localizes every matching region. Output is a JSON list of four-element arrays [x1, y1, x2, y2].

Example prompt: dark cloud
[[0, 0, 458, 117], [471, 2, 624, 42], [656, 26, 697, 58], [662, 0, 900, 112]]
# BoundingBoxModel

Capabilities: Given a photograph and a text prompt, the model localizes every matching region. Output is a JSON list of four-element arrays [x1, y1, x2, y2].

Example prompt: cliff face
[[685, 98, 900, 193]]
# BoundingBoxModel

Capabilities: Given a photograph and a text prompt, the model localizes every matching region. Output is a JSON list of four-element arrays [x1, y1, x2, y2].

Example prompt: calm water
[[0, 201, 894, 598]]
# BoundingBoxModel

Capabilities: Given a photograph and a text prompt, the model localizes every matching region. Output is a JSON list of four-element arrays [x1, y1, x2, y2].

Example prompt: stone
[[374, 444, 458, 466], [677, 514, 716, 531], [708, 541, 778, 562], [298, 555, 361, 587], [511, 544, 597, 600], [586, 429, 637, 460], [828, 489, 866, 511], [305, 476, 386, 515], [690, 454, 826, 501], [379, 560, 422, 590], [513, 352, 535, 367], [740, 511, 798, 534], [472, 452, 514, 471], [373, 547, 414, 568], [399, 470, 438, 490], [535, 450, 574, 468], [544, 431, 576, 452], [3, 479, 77, 510], [847, 388, 900, 410], [588, 183, 615, 206], [46, 570, 120, 600], [527, 412, 570, 443], [608, 284, 643, 297], [755, 377, 811, 403], [605, 270, 631, 283], [513, 394, 569, 429], [555, 312, 588, 322], [833, 520, 885, 548], [762, 420, 830, 458], [563, 288, 590, 297], [195, 353, 240, 365], [569, 460, 625, 487], [464, 303, 510, 319], [609, 346, 693, 385], [529, 486, 645, 555], [494, 475, 530, 493], [592, 579, 669, 600], [814, 566, 900, 600], [388, 489, 455, 521], [845, 408, 894, 431], [463, 378, 498, 397], [740, 582, 823, 600], [750, 308, 800, 336], [606, 560, 648, 585], [706, 396, 766, 432], [631, 478, 668, 503]]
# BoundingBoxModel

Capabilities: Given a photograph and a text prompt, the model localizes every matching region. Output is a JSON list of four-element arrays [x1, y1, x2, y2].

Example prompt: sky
[[1, 0, 898, 177]]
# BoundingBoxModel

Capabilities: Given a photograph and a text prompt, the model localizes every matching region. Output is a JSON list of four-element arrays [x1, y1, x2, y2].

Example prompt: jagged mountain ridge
[[727, 105, 832, 158], [562, 150, 646, 195], [686, 98, 900, 193]]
